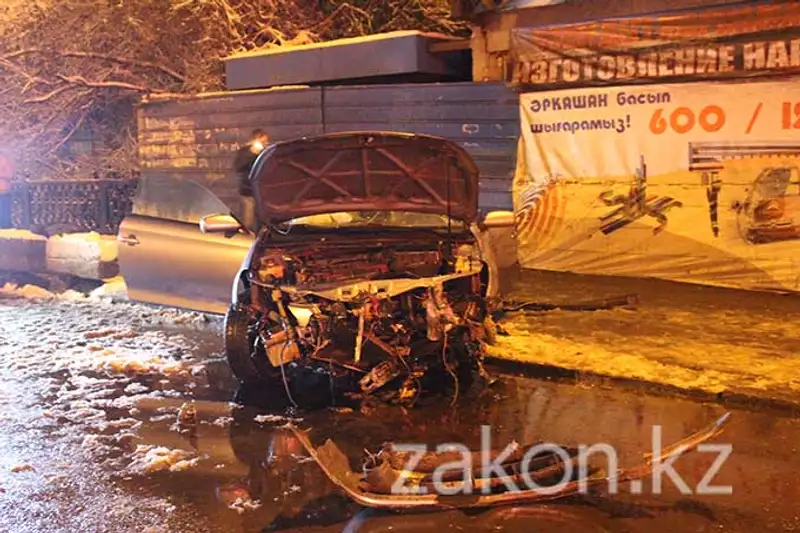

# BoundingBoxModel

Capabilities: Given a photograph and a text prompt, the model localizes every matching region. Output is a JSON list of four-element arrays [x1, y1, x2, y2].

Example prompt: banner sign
[[514, 78, 800, 293], [510, 2, 800, 89]]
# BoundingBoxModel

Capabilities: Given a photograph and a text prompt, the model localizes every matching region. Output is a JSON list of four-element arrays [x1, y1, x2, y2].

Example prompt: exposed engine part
[[359, 359, 404, 394], [259, 328, 303, 367], [424, 287, 458, 341]]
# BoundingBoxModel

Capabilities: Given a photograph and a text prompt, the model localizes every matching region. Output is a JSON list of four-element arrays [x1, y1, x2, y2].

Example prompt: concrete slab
[[0, 229, 47, 272], [46, 233, 119, 280], [224, 31, 465, 89]]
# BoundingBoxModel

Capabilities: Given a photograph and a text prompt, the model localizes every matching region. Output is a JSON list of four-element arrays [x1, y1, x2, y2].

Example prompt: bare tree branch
[[27, 50, 186, 82], [56, 74, 164, 93], [0, 0, 467, 180]]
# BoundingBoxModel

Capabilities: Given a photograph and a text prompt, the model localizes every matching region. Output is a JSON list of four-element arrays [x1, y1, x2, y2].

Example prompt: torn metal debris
[[289, 413, 730, 510]]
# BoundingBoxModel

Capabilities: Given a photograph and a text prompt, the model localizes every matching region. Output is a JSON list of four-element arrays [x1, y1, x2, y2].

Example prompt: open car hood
[[249, 132, 479, 224]]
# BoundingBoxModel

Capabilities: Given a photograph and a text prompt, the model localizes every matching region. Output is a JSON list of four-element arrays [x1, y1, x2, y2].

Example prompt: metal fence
[[138, 82, 520, 213], [9, 176, 139, 236]]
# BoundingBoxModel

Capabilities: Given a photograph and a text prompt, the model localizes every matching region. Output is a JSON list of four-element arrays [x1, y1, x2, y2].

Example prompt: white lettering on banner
[[530, 117, 630, 134], [529, 94, 609, 112], [617, 91, 671, 106], [516, 79, 800, 293], [515, 39, 800, 85], [531, 91, 669, 114]]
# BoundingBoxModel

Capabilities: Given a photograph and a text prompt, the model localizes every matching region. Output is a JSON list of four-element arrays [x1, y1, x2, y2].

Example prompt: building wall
[[137, 88, 325, 210], [137, 82, 520, 213]]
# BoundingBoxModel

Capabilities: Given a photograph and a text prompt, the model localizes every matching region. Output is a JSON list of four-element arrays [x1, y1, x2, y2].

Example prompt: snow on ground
[[0, 285, 224, 479], [0, 292, 226, 532], [490, 270, 800, 402]]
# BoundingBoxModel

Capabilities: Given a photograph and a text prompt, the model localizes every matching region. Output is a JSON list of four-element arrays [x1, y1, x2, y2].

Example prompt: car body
[[118, 131, 514, 406]]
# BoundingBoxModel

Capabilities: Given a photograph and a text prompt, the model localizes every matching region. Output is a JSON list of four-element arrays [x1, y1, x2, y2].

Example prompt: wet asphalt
[[0, 297, 799, 532]]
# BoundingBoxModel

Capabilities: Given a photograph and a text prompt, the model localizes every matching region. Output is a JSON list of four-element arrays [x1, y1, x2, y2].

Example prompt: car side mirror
[[199, 213, 243, 235], [480, 210, 515, 229]]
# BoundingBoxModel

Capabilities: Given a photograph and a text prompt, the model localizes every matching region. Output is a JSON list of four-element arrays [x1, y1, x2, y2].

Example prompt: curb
[[485, 356, 800, 417]]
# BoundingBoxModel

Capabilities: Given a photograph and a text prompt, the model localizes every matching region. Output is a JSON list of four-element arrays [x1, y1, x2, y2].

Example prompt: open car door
[[117, 175, 254, 314]]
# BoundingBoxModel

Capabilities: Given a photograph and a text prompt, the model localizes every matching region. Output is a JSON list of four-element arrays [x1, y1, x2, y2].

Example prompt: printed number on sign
[[650, 106, 725, 135], [782, 102, 800, 130]]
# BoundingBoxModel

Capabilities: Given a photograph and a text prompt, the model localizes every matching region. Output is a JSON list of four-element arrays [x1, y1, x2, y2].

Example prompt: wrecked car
[[214, 132, 516, 406], [118, 132, 516, 406]]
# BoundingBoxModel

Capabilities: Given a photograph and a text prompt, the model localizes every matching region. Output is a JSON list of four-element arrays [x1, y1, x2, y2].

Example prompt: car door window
[[132, 175, 233, 224]]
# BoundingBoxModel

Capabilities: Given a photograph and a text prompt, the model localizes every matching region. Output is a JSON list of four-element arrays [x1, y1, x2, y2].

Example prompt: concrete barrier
[[0, 230, 48, 272], [46, 233, 119, 279], [0, 230, 118, 280]]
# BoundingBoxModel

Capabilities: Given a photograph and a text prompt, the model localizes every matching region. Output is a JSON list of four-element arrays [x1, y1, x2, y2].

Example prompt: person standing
[[234, 129, 269, 230], [0, 156, 13, 229]]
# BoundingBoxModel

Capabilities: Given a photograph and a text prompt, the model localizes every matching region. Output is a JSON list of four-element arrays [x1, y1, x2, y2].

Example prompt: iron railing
[[9, 176, 139, 236]]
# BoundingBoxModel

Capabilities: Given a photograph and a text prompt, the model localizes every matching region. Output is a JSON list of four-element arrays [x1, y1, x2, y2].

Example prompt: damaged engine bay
[[228, 223, 640, 410], [229, 225, 499, 409]]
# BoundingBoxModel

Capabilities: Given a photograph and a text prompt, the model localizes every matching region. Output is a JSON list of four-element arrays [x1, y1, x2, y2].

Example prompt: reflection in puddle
[[119, 373, 731, 531]]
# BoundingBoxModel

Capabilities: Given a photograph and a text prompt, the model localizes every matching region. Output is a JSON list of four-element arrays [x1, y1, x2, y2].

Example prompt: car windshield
[[282, 211, 466, 230]]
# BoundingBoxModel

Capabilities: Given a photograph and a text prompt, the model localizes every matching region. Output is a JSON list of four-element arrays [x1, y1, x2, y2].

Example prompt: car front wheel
[[224, 304, 278, 387]]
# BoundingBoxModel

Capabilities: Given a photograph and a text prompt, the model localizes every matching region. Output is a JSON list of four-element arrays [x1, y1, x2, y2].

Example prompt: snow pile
[[92, 349, 189, 377], [91, 277, 128, 301], [0, 282, 90, 301], [0, 294, 220, 478], [489, 329, 732, 393], [37, 323, 199, 379], [254, 414, 303, 424], [209, 416, 233, 428], [128, 444, 201, 473], [228, 496, 262, 514], [48, 232, 118, 262], [151, 308, 211, 326], [0, 282, 55, 300]]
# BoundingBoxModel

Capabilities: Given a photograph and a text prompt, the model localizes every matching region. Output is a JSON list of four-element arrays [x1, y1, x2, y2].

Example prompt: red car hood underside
[[249, 131, 479, 224]]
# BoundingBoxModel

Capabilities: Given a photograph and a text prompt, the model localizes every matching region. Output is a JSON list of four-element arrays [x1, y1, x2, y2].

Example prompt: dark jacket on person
[[234, 143, 260, 197], [0, 177, 11, 229]]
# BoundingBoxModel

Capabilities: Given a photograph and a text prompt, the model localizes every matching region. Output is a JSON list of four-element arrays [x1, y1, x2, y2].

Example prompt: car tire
[[225, 304, 276, 386]]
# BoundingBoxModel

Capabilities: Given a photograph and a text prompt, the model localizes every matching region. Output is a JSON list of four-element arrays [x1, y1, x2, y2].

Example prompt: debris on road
[[493, 294, 639, 318], [10, 464, 35, 473], [289, 413, 730, 510], [176, 401, 197, 430]]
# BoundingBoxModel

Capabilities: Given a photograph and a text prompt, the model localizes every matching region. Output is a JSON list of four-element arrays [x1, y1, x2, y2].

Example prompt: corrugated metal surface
[[138, 88, 324, 209], [324, 82, 520, 210], [137, 82, 519, 212]]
